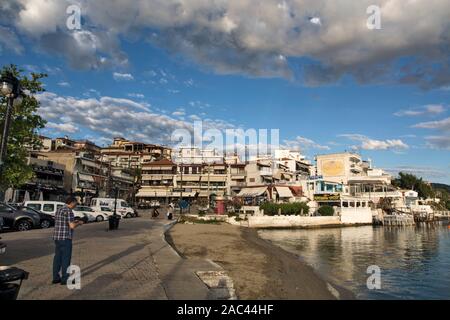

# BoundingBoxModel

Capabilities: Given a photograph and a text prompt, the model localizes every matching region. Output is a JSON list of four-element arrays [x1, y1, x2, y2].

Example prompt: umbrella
[[24, 191, 30, 202]]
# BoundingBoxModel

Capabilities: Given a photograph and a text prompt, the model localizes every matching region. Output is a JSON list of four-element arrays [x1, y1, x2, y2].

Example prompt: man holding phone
[[52, 196, 84, 285]]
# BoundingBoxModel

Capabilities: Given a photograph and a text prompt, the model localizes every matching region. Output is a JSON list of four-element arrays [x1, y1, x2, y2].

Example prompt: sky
[[0, 0, 449, 183]]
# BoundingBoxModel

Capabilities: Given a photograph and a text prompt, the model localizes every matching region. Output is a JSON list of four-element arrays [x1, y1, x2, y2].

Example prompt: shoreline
[[166, 222, 355, 300]]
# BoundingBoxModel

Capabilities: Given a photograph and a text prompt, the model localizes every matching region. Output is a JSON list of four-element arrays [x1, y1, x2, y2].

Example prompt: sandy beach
[[166, 222, 354, 300]]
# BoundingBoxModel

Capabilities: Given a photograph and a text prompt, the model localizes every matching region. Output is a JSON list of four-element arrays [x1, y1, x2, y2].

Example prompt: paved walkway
[[0, 215, 220, 299]]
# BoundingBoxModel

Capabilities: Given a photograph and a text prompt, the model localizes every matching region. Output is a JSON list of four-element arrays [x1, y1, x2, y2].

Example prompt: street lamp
[[0, 72, 22, 173]]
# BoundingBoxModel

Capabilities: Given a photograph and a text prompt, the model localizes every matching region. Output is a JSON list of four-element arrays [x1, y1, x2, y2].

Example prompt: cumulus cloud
[[46, 121, 78, 133], [36, 92, 236, 146], [340, 134, 409, 150], [283, 136, 330, 151], [2, 0, 450, 88], [394, 104, 446, 117]]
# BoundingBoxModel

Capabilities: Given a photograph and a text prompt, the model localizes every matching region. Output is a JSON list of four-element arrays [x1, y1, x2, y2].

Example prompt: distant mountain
[[431, 183, 450, 192]]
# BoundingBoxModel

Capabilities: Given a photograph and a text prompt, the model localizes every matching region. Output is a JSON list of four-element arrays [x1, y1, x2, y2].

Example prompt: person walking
[[52, 196, 84, 285]]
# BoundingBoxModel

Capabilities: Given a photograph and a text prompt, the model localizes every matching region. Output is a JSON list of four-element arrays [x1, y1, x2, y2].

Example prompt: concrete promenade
[[0, 215, 220, 299]]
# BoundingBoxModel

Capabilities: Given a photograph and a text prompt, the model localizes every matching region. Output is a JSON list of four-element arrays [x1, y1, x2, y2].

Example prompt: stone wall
[[246, 215, 341, 228]]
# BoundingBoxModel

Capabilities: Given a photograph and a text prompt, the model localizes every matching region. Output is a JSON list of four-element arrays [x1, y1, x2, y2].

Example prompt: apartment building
[[101, 137, 172, 169], [173, 147, 224, 164]]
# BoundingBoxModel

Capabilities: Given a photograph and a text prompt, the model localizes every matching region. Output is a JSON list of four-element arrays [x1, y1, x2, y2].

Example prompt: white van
[[90, 198, 136, 218], [23, 201, 87, 220]]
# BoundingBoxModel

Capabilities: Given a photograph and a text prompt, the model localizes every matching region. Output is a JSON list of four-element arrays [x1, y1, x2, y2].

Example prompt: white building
[[173, 147, 224, 164]]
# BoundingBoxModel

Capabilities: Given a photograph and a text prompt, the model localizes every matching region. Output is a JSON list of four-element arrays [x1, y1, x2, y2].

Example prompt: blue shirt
[[53, 205, 75, 240]]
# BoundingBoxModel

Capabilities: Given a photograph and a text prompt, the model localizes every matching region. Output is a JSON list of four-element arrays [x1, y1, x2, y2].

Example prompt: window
[[350, 202, 355, 208], [356, 202, 361, 207], [362, 202, 366, 207], [43, 204, 55, 212], [121, 201, 129, 207], [342, 202, 348, 208], [27, 203, 42, 211]]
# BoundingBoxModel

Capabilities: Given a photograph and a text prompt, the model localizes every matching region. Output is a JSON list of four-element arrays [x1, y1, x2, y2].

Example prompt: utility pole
[[207, 163, 211, 208], [180, 163, 183, 215]]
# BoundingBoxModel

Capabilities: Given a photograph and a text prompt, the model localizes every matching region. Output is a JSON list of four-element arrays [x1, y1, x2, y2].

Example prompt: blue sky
[[1, 0, 449, 183]]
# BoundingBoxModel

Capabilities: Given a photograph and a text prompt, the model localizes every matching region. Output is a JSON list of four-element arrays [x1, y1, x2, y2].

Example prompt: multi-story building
[[136, 160, 236, 204], [101, 137, 172, 169], [173, 147, 224, 164], [315, 152, 365, 184], [17, 153, 66, 201]]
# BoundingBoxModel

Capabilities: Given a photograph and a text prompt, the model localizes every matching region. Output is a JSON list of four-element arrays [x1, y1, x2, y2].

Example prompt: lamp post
[[0, 72, 23, 201]]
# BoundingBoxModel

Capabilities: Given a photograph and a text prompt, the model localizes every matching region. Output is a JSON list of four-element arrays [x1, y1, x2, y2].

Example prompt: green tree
[[393, 172, 434, 199], [0, 64, 47, 190]]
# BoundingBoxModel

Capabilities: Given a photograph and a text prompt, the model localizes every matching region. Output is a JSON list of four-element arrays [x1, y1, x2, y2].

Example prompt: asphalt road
[[0, 214, 219, 299]]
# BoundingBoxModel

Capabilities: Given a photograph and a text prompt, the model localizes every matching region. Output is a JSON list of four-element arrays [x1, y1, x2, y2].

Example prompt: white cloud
[[412, 117, 450, 131], [36, 92, 235, 146], [340, 134, 409, 150], [425, 136, 450, 150], [127, 93, 145, 98], [172, 110, 186, 117], [113, 72, 134, 81], [4, 0, 450, 87], [394, 104, 446, 117], [46, 121, 78, 133], [57, 81, 70, 87], [283, 136, 330, 151], [383, 166, 450, 180]]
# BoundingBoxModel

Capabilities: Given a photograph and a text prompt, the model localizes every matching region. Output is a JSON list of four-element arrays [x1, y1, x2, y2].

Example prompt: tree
[[392, 172, 434, 199], [0, 64, 47, 191]]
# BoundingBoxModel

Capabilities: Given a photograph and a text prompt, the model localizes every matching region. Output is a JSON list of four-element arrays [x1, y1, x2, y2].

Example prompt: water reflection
[[259, 225, 450, 299]]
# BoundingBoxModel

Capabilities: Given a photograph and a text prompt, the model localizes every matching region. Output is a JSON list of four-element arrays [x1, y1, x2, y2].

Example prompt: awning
[[78, 173, 95, 182], [275, 186, 293, 198], [237, 187, 268, 197], [136, 190, 168, 197]]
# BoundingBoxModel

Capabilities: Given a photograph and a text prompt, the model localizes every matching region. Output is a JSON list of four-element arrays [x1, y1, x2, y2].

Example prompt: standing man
[[52, 196, 84, 285]]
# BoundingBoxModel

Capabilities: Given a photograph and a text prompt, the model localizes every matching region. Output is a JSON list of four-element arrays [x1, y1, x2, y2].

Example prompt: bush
[[318, 205, 334, 216], [260, 202, 309, 216]]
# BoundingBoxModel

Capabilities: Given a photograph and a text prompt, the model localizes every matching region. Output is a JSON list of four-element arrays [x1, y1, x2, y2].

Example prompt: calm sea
[[259, 224, 450, 300]]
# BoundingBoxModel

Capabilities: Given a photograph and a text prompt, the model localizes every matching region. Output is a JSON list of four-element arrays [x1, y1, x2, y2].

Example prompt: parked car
[[10, 204, 54, 229], [73, 206, 109, 222], [23, 201, 88, 222], [0, 202, 41, 231], [90, 198, 136, 218]]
